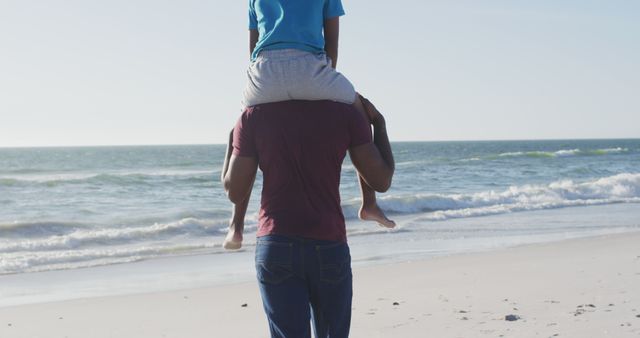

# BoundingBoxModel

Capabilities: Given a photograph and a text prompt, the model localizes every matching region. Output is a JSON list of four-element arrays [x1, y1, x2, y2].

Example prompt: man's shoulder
[[238, 100, 366, 141], [240, 100, 367, 141], [245, 100, 357, 115]]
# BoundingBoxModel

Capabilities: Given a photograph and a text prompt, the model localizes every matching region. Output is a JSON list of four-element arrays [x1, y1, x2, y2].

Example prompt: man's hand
[[358, 95, 382, 124]]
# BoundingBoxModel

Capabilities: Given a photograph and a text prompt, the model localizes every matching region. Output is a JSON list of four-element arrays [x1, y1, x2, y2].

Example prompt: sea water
[[1, 140, 639, 305]]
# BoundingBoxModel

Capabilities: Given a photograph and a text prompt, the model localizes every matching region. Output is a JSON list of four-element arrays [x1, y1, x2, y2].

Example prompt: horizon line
[[1, 137, 639, 149]]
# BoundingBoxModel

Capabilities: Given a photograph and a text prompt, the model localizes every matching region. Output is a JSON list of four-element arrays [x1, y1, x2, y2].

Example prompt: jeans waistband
[[257, 234, 344, 247]]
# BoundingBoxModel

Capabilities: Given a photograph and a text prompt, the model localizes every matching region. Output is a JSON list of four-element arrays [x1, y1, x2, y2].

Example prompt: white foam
[[554, 149, 581, 156], [0, 218, 245, 253], [342, 173, 640, 220], [0, 242, 221, 274], [496, 148, 629, 159]]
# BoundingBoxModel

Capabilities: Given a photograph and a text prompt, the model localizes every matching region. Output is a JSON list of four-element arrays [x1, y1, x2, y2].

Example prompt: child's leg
[[221, 128, 251, 249], [352, 95, 396, 228]]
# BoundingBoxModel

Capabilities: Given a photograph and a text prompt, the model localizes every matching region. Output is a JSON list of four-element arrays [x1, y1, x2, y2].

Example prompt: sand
[[1, 232, 639, 338]]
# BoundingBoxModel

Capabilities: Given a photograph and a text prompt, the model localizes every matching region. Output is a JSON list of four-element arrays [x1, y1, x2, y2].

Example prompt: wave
[[0, 218, 245, 253], [0, 242, 223, 275], [0, 221, 84, 238], [341, 173, 640, 221], [587, 147, 629, 155], [496, 147, 629, 159], [0, 215, 262, 274], [0, 178, 21, 187], [0, 170, 216, 187], [4, 173, 639, 275], [0, 168, 53, 175]]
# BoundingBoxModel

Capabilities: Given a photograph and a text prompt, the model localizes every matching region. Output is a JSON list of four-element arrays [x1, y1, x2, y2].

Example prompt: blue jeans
[[255, 235, 353, 338]]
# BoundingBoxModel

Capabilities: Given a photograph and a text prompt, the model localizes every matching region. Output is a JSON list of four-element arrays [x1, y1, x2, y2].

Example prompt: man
[[222, 97, 394, 338]]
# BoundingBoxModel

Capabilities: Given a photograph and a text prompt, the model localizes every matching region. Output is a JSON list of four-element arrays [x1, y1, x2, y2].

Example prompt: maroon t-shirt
[[232, 100, 372, 242]]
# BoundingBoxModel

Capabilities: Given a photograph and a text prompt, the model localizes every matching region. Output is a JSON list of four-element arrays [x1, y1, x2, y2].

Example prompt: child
[[223, 0, 394, 250]]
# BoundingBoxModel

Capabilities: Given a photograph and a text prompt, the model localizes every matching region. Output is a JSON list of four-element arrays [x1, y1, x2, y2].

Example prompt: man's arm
[[249, 29, 259, 59], [222, 130, 258, 204], [348, 97, 395, 192], [223, 155, 258, 204], [323, 17, 339, 68]]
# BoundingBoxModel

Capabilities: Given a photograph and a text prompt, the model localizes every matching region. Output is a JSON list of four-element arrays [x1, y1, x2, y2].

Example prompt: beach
[[2, 232, 639, 338], [1, 141, 639, 337]]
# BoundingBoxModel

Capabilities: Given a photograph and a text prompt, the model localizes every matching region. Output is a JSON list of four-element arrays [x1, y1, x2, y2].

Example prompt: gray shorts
[[242, 49, 356, 107]]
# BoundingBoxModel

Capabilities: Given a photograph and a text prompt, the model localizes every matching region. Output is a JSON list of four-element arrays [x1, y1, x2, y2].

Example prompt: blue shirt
[[249, 0, 345, 61]]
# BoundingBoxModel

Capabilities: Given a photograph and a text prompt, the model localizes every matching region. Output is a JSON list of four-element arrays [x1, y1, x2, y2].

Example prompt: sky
[[0, 0, 639, 147]]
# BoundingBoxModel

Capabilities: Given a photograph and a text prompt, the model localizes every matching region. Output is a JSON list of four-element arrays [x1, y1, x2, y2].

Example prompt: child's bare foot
[[223, 226, 243, 250], [359, 204, 396, 228]]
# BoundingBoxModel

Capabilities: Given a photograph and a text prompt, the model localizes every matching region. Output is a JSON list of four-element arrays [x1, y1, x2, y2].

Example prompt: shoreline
[[2, 202, 639, 309], [2, 232, 639, 337]]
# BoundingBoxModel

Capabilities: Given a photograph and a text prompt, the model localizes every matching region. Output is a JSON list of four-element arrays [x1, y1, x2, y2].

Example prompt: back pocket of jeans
[[255, 241, 294, 285], [316, 242, 351, 284]]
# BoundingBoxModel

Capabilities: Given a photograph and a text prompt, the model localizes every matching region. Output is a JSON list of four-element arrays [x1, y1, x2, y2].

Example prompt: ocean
[[1, 139, 640, 305]]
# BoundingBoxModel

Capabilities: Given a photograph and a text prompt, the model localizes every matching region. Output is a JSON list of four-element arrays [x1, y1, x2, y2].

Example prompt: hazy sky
[[1, 0, 638, 147]]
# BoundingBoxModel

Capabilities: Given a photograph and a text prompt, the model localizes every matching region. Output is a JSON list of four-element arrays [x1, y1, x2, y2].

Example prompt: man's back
[[224, 97, 393, 337], [233, 100, 371, 242]]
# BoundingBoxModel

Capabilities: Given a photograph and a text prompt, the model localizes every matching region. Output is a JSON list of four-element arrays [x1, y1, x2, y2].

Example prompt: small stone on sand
[[393, 302, 399, 306], [241, 303, 247, 307], [505, 314, 520, 321]]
